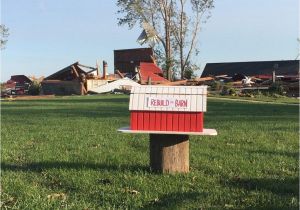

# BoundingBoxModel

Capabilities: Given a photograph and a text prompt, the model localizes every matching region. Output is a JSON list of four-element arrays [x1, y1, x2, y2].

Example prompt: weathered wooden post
[[118, 85, 217, 173], [150, 134, 189, 173]]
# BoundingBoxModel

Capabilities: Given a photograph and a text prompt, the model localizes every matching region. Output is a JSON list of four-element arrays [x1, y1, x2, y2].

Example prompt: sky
[[1, 0, 299, 82]]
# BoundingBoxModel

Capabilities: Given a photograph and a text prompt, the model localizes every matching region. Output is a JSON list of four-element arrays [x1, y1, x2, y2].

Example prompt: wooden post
[[103, 61, 107, 79], [150, 134, 189, 173], [272, 70, 276, 83], [147, 76, 152, 85]]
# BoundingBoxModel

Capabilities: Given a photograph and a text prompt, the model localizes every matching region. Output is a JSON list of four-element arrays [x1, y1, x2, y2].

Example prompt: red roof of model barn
[[139, 62, 168, 84]]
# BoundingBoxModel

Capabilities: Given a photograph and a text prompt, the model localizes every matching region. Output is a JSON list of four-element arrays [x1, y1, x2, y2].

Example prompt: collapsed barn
[[2, 75, 32, 95], [41, 61, 129, 95], [40, 62, 168, 95], [114, 48, 155, 76], [200, 60, 300, 96], [202, 60, 299, 78], [41, 48, 170, 95], [114, 48, 168, 85], [5, 46, 298, 97], [41, 62, 93, 95]]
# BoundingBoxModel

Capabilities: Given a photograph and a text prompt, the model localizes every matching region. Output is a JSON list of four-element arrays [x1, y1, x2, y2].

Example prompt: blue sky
[[1, 0, 299, 81]]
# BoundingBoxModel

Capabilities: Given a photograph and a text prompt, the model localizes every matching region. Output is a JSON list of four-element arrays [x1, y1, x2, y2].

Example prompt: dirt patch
[[5, 95, 56, 100]]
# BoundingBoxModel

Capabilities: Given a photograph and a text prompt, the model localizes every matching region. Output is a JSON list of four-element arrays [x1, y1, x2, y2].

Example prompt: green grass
[[209, 95, 299, 104], [1, 95, 299, 209]]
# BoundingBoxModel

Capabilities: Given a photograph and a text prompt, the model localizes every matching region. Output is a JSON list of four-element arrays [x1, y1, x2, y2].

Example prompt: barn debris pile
[[1, 48, 299, 97], [39, 60, 142, 95], [1, 75, 33, 96], [199, 60, 300, 97]]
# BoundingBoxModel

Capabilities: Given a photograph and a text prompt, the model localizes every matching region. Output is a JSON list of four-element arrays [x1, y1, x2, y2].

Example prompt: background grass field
[[1, 95, 299, 209]]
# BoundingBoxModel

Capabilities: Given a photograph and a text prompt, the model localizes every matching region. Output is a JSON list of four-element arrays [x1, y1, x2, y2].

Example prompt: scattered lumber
[[193, 77, 214, 82], [158, 80, 187, 86]]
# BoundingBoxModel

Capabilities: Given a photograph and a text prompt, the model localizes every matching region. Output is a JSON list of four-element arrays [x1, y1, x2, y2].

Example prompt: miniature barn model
[[118, 85, 217, 173], [129, 86, 207, 132]]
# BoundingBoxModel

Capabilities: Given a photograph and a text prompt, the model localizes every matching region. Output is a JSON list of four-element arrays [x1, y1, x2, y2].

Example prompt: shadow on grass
[[141, 191, 204, 209], [4, 97, 129, 105], [1, 161, 149, 173], [225, 177, 299, 197], [2, 107, 129, 119], [249, 149, 299, 159], [141, 190, 298, 210]]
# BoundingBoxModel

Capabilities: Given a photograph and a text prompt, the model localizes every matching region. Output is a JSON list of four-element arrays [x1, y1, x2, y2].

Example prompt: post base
[[150, 134, 189, 173]]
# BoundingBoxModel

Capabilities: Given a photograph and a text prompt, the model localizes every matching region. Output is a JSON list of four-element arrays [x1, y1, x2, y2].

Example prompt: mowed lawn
[[1, 95, 299, 209]]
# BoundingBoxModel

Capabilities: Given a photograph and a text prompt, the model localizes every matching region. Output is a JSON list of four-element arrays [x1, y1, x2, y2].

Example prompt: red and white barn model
[[129, 86, 207, 132], [118, 85, 217, 173]]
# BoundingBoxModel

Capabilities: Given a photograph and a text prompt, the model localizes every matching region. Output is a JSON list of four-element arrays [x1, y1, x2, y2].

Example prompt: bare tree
[[296, 38, 300, 60], [0, 24, 9, 50], [117, 0, 175, 80], [117, 0, 214, 80], [172, 0, 213, 79]]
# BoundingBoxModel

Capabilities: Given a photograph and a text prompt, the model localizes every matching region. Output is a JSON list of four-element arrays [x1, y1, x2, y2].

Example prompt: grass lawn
[[208, 95, 300, 105], [1, 95, 299, 209]]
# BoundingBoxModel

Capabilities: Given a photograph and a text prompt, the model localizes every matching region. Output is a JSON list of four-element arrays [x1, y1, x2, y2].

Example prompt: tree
[[172, 0, 213, 79], [0, 24, 9, 50], [296, 38, 300, 60], [117, 0, 214, 80]]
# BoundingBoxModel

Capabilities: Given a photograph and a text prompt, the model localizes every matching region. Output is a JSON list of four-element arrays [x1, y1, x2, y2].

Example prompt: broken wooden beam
[[116, 70, 124, 78], [71, 65, 80, 78]]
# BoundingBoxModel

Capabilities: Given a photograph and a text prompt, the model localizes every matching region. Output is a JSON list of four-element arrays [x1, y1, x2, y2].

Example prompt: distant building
[[4, 75, 32, 95], [41, 62, 123, 95], [114, 48, 155, 76], [10, 75, 32, 84], [201, 60, 300, 77], [41, 62, 92, 95]]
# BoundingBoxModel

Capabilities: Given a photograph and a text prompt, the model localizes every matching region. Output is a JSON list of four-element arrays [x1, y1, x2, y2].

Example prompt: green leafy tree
[[117, 0, 214, 80], [28, 81, 41, 95]]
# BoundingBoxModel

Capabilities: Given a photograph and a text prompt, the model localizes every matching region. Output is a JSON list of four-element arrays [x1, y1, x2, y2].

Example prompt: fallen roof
[[88, 77, 140, 93], [44, 62, 91, 80], [9, 75, 32, 84], [201, 60, 300, 77], [139, 62, 169, 83]]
